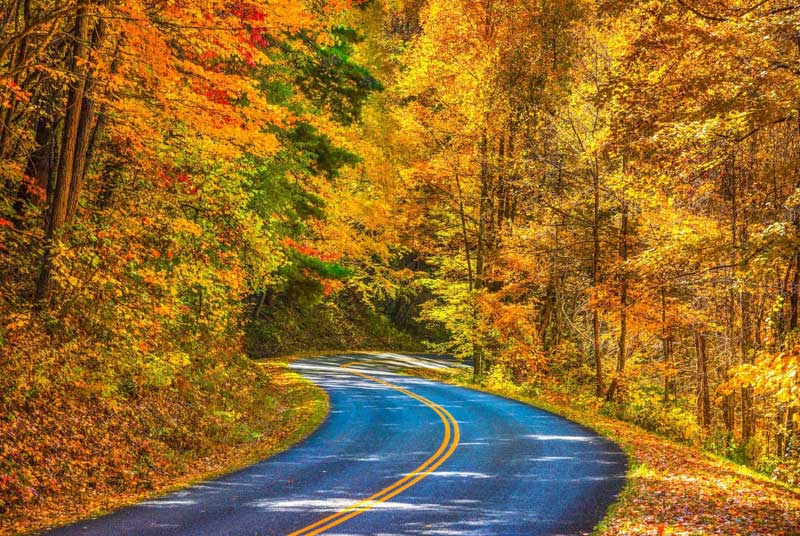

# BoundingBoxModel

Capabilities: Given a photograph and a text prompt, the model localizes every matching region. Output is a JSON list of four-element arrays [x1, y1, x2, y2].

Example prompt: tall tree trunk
[[553, 163, 564, 350], [0, 0, 29, 159], [695, 330, 711, 429], [539, 284, 554, 351], [591, 162, 603, 396], [456, 170, 482, 374], [725, 161, 739, 435], [721, 395, 735, 436], [473, 123, 490, 377], [65, 17, 107, 223], [251, 289, 269, 320], [790, 250, 800, 331], [661, 288, 673, 401], [454, 173, 473, 292], [35, 2, 91, 304], [776, 405, 788, 457], [12, 115, 55, 224], [607, 200, 629, 402], [741, 236, 755, 440]]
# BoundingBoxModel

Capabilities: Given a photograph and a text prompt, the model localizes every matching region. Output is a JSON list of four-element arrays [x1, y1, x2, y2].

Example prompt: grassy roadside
[[4, 359, 328, 536], [403, 367, 800, 536]]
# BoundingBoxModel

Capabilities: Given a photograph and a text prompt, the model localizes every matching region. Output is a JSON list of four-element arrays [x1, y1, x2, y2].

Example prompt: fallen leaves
[[544, 393, 800, 535], [0, 344, 328, 535]]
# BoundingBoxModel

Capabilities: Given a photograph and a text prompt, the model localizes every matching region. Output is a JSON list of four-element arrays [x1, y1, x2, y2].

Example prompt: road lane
[[288, 360, 460, 536], [46, 353, 626, 535]]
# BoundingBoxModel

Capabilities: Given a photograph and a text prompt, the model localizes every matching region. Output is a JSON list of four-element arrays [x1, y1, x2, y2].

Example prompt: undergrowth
[[0, 330, 328, 535]]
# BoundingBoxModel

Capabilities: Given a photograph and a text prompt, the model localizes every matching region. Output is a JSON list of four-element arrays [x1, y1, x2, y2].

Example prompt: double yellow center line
[[288, 360, 461, 536]]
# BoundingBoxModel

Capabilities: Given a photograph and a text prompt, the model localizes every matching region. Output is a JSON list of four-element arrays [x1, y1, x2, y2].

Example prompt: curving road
[[46, 353, 627, 536]]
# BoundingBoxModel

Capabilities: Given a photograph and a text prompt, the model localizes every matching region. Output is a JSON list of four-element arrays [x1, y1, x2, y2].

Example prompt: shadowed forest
[[1, 0, 799, 533]]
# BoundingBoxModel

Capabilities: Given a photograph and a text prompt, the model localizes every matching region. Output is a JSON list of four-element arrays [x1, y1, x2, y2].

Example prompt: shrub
[[602, 389, 703, 445]]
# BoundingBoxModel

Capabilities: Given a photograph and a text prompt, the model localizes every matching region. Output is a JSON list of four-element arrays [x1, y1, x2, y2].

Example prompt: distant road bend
[[48, 353, 627, 535]]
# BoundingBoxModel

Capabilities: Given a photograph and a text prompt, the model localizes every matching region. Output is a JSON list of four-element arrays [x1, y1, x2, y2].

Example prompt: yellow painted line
[[288, 360, 460, 536]]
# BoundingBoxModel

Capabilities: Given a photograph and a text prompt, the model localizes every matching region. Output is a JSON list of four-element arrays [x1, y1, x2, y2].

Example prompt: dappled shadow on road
[[47, 353, 626, 536]]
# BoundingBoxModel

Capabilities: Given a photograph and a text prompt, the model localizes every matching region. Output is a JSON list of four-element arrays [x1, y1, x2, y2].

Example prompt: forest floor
[[406, 367, 800, 536], [1, 359, 328, 536]]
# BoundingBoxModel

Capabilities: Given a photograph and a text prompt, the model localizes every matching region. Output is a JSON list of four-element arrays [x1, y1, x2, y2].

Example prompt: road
[[46, 353, 627, 535]]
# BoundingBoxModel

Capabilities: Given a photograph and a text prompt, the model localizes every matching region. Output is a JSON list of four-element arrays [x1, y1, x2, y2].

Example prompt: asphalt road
[[46, 353, 627, 536]]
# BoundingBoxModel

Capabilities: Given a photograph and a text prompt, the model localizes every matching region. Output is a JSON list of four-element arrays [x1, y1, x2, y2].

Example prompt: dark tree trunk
[[790, 251, 800, 331], [473, 123, 491, 377], [661, 289, 673, 401], [65, 17, 107, 223], [591, 162, 603, 396], [12, 115, 55, 224], [695, 331, 711, 429], [35, 2, 96, 304], [607, 199, 629, 402]]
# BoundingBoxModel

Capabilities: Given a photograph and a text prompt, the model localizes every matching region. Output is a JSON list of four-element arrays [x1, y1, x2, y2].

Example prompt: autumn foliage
[[384, 0, 800, 489], [0, 0, 393, 530], [3, 0, 800, 532]]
